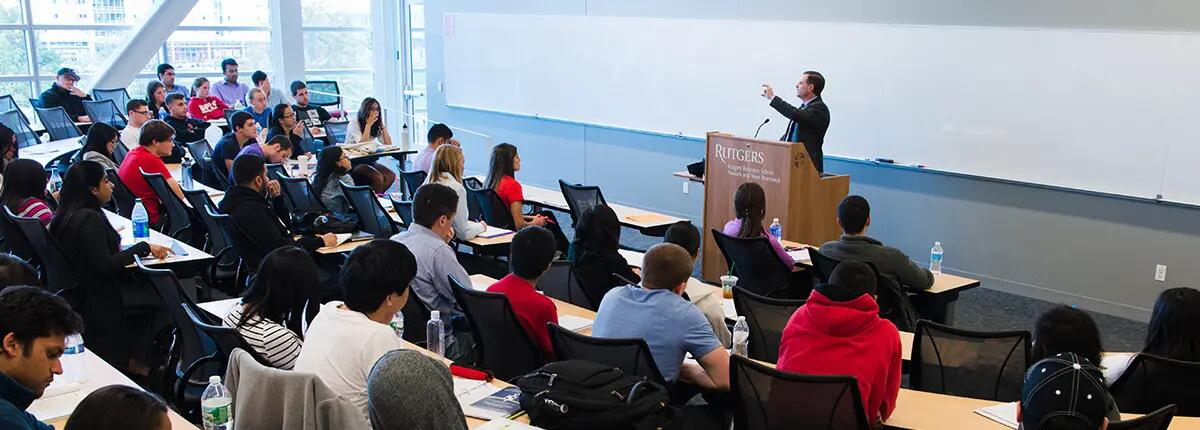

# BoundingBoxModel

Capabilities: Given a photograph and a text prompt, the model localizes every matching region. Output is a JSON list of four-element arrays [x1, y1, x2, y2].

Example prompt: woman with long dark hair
[[50, 161, 169, 373], [722, 182, 794, 266], [224, 246, 318, 369], [1030, 305, 1121, 420], [483, 143, 569, 248], [65, 385, 170, 430], [1144, 287, 1200, 360], [0, 158, 52, 226], [145, 80, 166, 119], [79, 121, 120, 170], [341, 97, 396, 193], [310, 145, 356, 221], [569, 205, 640, 309], [265, 103, 307, 158]]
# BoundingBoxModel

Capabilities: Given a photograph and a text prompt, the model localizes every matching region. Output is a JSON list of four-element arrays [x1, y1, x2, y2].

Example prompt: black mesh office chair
[[1108, 404, 1177, 430], [463, 177, 483, 221], [277, 176, 326, 215], [732, 286, 805, 363], [0, 206, 33, 261], [910, 320, 1031, 401], [808, 247, 841, 283], [730, 355, 871, 430], [103, 169, 136, 218], [0, 108, 39, 148], [141, 171, 197, 241], [558, 179, 606, 227], [536, 260, 593, 310], [181, 303, 272, 369], [91, 88, 130, 109], [205, 156, 230, 190], [711, 229, 805, 299], [548, 323, 667, 385], [322, 121, 348, 145], [6, 208, 79, 294], [185, 191, 245, 296], [400, 293, 432, 346], [387, 195, 413, 226], [863, 261, 919, 332], [27, 98, 43, 109], [82, 99, 127, 128], [304, 80, 342, 109], [399, 170, 427, 200], [113, 140, 129, 164], [222, 109, 238, 128], [342, 184, 399, 238], [0, 95, 26, 122], [181, 140, 215, 188], [208, 207, 268, 278], [449, 275, 545, 380], [466, 187, 514, 229], [34, 107, 82, 141], [1111, 353, 1200, 415]]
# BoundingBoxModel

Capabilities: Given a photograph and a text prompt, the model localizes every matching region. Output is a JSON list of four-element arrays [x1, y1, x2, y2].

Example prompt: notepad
[[169, 240, 189, 257], [558, 315, 594, 332], [786, 248, 810, 262], [974, 402, 1019, 429], [331, 233, 353, 247], [478, 226, 515, 239]]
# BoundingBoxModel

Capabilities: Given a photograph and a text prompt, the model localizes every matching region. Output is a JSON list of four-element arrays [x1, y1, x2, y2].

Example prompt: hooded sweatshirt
[[777, 288, 902, 423], [218, 185, 324, 269]]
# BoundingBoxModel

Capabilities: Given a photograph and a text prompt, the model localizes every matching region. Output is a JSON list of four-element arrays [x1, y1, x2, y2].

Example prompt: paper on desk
[[478, 226, 514, 239], [787, 248, 811, 262], [28, 391, 82, 421], [475, 418, 544, 430], [333, 233, 353, 246], [624, 213, 672, 224], [974, 402, 1019, 429], [558, 315, 594, 332]]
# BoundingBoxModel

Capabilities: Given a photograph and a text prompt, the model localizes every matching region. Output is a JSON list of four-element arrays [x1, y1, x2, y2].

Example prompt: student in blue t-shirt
[[592, 243, 729, 390], [242, 88, 273, 131]]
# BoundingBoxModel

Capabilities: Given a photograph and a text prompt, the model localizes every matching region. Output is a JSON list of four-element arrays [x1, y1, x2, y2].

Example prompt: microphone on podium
[[753, 118, 770, 139]]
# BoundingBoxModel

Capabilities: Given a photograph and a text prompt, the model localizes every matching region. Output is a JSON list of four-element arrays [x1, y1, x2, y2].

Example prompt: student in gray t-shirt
[[592, 243, 729, 389]]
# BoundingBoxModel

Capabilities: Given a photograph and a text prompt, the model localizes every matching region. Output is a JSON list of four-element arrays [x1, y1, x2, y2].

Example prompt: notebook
[[464, 386, 523, 420], [28, 380, 83, 421], [558, 315, 594, 332], [478, 226, 515, 239], [974, 402, 1019, 429], [786, 248, 811, 262]]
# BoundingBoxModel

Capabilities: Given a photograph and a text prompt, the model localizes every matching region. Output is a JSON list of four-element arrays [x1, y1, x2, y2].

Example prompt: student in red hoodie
[[776, 261, 902, 425]]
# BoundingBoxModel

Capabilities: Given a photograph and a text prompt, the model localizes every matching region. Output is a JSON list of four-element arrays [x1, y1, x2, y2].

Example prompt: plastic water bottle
[[732, 316, 750, 357], [200, 375, 233, 430], [401, 123, 410, 149], [180, 156, 195, 190], [62, 334, 85, 383], [390, 311, 404, 339], [49, 169, 63, 194], [930, 242, 944, 275], [426, 310, 445, 357], [131, 199, 150, 241], [768, 218, 782, 239]]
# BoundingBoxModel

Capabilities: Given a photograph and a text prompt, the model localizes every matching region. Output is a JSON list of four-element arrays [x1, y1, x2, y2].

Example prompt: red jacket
[[777, 289, 902, 423], [189, 96, 229, 120]]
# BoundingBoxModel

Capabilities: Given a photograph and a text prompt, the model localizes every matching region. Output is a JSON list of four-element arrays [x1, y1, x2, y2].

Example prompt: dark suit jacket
[[770, 96, 830, 173]]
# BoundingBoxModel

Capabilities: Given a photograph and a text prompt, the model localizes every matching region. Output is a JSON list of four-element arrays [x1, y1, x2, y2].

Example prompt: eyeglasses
[[132, 110, 151, 116]]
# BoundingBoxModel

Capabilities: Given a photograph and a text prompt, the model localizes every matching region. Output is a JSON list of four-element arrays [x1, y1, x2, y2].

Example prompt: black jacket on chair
[[770, 95, 830, 173], [218, 185, 323, 270]]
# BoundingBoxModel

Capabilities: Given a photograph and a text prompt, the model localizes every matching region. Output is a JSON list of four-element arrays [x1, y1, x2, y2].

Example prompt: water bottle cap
[[737, 316, 746, 323], [209, 375, 221, 384], [430, 310, 440, 319], [772, 218, 779, 223], [934, 241, 941, 246]]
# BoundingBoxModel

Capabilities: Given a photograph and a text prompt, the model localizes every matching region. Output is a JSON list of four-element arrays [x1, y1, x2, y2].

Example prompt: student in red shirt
[[777, 261, 902, 425], [187, 77, 230, 121], [483, 142, 568, 252], [486, 226, 559, 359], [117, 119, 186, 226]]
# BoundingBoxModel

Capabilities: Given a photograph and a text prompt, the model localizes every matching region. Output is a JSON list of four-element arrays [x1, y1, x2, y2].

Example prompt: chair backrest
[[223, 109, 238, 128], [399, 170, 427, 200], [204, 155, 230, 190], [278, 176, 326, 214], [113, 140, 129, 164], [911, 320, 1031, 401], [141, 171, 194, 238], [207, 208, 264, 274], [0, 205, 33, 261], [400, 292, 431, 346], [34, 107, 82, 141], [863, 261, 918, 332], [134, 259, 215, 404], [730, 355, 871, 430], [180, 302, 255, 370], [1111, 353, 1200, 416], [304, 80, 341, 107], [548, 323, 666, 385], [808, 247, 841, 284], [82, 99, 127, 128], [266, 163, 288, 180], [465, 186, 514, 230], [6, 207, 78, 293], [296, 124, 319, 154], [342, 184, 399, 238], [0, 109, 39, 148], [0, 95, 20, 115], [183, 190, 224, 251], [536, 260, 593, 310], [710, 229, 795, 298], [462, 178, 483, 220], [91, 88, 130, 109], [449, 275, 544, 380], [387, 195, 413, 226], [558, 179, 607, 227], [185, 138, 214, 159], [28, 98, 42, 109], [322, 121, 348, 145], [104, 169, 136, 218], [1109, 404, 1177, 430], [732, 286, 805, 363]]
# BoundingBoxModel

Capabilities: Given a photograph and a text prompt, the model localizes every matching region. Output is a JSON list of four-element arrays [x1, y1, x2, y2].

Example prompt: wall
[[424, 0, 1200, 321]]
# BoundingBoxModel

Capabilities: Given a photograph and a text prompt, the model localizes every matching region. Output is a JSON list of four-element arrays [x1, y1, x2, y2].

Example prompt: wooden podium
[[700, 132, 850, 281]]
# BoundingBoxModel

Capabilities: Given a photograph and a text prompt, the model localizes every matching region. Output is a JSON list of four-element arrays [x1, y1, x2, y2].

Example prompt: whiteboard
[[443, 14, 1200, 204]]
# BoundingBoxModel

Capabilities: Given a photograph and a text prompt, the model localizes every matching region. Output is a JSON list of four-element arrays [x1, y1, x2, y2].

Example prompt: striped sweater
[[15, 197, 52, 226], [223, 305, 303, 370]]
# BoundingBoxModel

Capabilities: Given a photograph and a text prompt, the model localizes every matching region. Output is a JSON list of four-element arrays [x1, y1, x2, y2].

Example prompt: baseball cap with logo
[[1020, 352, 1109, 430], [56, 68, 80, 81]]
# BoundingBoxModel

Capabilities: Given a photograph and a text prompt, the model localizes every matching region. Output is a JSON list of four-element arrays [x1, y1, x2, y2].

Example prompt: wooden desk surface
[[104, 209, 213, 267], [40, 351, 198, 429]]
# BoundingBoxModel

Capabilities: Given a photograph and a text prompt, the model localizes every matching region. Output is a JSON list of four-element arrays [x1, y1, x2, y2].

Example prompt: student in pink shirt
[[722, 182, 794, 266]]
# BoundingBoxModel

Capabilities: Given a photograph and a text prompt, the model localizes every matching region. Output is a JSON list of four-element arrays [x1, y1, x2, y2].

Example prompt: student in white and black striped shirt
[[223, 246, 320, 370]]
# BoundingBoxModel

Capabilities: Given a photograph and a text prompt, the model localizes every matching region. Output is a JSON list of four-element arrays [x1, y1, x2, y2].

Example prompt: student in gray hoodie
[[819, 195, 934, 292], [367, 350, 468, 430]]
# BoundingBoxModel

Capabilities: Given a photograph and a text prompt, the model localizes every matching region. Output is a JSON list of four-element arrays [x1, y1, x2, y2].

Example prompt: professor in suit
[[762, 71, 830, 173]]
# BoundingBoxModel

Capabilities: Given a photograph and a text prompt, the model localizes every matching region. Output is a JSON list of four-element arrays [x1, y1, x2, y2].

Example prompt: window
[[405, 1, 426, 116], [302, 0, 372, 111]]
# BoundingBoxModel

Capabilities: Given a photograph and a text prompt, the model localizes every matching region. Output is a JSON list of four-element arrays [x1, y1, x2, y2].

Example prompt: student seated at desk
[[1032, 305, 1121, 421], [39, 67, 91, 122], [145, 81, 167, 120], [295, 240, 416, 422], [777, 261, 901, 424], [1106, 287, 1200, 383], [485, 142, 569, 252], [291, 81, 331, 133], [311, 146, 359, 222], [117, 120, 186, 228], [121, 99, 152, 152], [340, 98, 397, 194], [426, 144, 486, 240], [265, 104, 307, 159], [391, 184, 474, 361], [367, 350, 469, 430], [593, 243, 729, 391], [52, 161, 170, 373], [487, 226, 559, 360], [230, 135, 292, 184], [1019, 353, 1110, 430], [242, 88, 273, 130], [820, 195, 933, 291], [570, 205, 641, 310], [162, 94, 211, 150], [78, 122, 120, 171], [0, 286, 84, 430], [0, 254, 37, 293], [0, 160, 53, 226], [218, 154, 337, 271], [664, 221, 732, 348], [64, 385, 170, 430], [723, 182, 794, 267], [414, 123, 458, 174], [213, 111, 258, 180], [223, 246, 319, 370], [187, 77, 230, 121]]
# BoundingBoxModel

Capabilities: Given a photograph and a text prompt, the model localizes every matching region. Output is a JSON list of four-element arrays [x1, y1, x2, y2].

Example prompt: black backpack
[[515, 360, 677, 430]]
